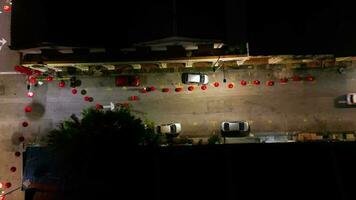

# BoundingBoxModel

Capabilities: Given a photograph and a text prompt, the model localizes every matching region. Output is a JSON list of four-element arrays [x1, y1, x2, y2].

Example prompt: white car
[[346, 93, 356, 105], [181, 73, 208, 85], [221, 121, 250, 136], [157, 123, 182, 135]]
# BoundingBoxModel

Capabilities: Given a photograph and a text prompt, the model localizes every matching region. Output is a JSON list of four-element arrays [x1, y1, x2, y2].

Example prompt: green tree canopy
[[46, 107, 160, 192]]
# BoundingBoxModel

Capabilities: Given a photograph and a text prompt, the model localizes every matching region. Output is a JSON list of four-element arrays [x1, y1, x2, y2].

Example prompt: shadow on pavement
[[25, 101, 46, 120], [11, 131, 24, 145], [334, 95, 356, 108]]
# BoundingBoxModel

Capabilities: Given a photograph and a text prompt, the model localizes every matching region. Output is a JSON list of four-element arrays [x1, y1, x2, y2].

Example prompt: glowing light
[[3, 5, 11, 12], [27, 91, 34, 98]]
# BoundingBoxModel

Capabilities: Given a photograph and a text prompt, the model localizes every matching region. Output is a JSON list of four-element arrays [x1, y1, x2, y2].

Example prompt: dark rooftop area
[[10, 0, 356, 55]]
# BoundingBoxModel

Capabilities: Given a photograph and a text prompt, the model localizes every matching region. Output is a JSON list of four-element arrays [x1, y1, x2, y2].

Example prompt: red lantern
[[240, 80, 247, 86], [84, 96, 90, 101], [162, 88, 170, 93], [95, 104, 103, 110], [201, 85, 207, 90], [213, 82, 220, 87], [71, 88, 77, 95], [228, 83, 234, 88], [130, 96, 138, 101], [5, 182, 11, 189], [24, 106, 32, 112], [175, 88, 183, 92], [27, 91, 34, 98], [188, 86, 194, 91], [22, 121, 29, 127], [46, 76, 54, 82], [15, 151, 21, 157], [28, 76, 37, 85], [149, 86, 156, 91], [305, 75, 315, 81], [140, 88, 147, 93], [10, 167, 16, 172], [280, 78, 288, 84], [58, 81, 65, 88], [3, 5, 11, 12], [253, 80, 260, 85], [267, 80, 274, 86]]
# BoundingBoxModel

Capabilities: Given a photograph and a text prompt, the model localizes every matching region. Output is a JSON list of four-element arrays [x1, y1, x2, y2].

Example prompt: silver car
[[181, 73, 209, 85], [221, 121, 250, 136], [346, 93, 356, 105], [157, 123, 182, 135]]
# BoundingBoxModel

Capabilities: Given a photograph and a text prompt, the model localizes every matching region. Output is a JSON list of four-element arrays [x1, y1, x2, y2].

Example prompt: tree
[[46, 107, 160, 197]]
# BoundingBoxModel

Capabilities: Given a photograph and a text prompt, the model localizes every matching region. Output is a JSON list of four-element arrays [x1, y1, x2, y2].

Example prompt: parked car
[[157, 123, 181, 136], [346, 93, 356, 105], [221, 121, 250, 137], [181, 73, 208, 85], [115, 75, 140, 86]]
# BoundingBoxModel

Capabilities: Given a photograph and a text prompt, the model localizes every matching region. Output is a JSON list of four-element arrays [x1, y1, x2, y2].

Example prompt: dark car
[[115, 75, 140, 87]]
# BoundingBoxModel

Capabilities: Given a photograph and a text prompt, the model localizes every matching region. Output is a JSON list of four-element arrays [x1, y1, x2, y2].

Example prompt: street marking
[[0, 38, 7, 51], [0, 71, 21, 75]]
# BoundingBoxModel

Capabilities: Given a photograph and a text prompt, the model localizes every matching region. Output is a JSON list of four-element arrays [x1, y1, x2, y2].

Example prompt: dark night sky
[[11, 0, 356, 55]]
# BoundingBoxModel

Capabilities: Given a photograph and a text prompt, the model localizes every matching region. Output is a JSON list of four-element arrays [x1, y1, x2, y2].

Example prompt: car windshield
[[239, 122, 245, 130], [201, 75, 204, 82], [352, 95, 355, 104], [224, 123, 229, 131], [170, 125, 176, 133]]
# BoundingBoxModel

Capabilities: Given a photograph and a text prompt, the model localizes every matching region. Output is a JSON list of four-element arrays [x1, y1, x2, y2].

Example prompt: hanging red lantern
[[188, 86, 194, 91], [5, 182, 11, 188], [71, 88, 77, 94], [15, 151, 21, 157], [162, 88, 170, 92], [130, 96, 138, 101], [267, 80, 275, 86], [27, 91, 34, 98], [58, 81, 65, 88], [3, 5, 11, 12], [28, 76, 37, 85], [228, 83, 234, 88], [280, 78, 288, 84], [149, 86, 156, 91], [213, 82, 220, 87], [140, 88, 147, 93], [95, 104, 103, 110], [305, 75, 315, 81], [22, 121, 29, 127], [240, 80, 247, 86], [253, 80, 260, 85], [175, 88, 183, 92], [201, 85, 207, 90], [24, 106, 32, 112], [10, 167, 16, 172], [46, 76, 54, 82]]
